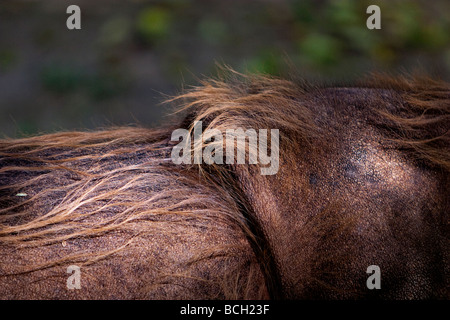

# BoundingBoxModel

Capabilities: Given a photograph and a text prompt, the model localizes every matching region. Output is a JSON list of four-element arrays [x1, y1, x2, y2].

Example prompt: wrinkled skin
[[0, 81, 448, 299]]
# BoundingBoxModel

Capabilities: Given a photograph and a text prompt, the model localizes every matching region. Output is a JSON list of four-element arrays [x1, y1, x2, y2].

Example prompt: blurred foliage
[[136, 6, 172, 45], [41, 65, 84, 94], [41, 64, 129, 100], [197, 17, 228, 46], [99, 16, 132, 48], [0, 0, 449, 136], [245, 50, 284, 75], [0, 49, 18, 71], [299, 33, 342, 66]]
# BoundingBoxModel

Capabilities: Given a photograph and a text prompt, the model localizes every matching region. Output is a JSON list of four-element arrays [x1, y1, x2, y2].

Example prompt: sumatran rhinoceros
[[0, 71, 448, 299]]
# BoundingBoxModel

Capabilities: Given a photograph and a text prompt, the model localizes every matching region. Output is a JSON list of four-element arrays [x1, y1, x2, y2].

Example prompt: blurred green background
[[1, 0, 449, 137]]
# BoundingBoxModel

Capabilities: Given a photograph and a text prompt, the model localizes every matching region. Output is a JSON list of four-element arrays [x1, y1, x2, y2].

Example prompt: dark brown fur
[[0, 70, 448, 299]]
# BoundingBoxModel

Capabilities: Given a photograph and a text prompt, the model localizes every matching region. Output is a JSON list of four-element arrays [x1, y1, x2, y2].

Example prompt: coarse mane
[[360, 73, 450, 172], [0, 69, 448, 298]]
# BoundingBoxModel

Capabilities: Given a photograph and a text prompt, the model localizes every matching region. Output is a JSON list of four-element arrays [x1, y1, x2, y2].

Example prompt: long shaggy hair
[[0, 69, 448, 299]]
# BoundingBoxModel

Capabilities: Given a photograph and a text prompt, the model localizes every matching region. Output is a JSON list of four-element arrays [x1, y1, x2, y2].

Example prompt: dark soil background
[[1, 0, 449, 137]]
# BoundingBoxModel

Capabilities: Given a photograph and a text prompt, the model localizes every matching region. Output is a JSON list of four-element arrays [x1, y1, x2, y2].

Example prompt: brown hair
[[0, 69, 448, 299]]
